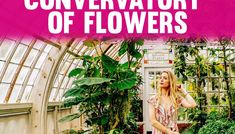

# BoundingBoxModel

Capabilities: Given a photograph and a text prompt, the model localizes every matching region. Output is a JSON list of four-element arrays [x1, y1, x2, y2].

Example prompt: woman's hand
[[177, 84, 187, 95]]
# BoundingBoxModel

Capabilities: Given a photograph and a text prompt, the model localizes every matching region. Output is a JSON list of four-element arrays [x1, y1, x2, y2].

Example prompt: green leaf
[[131, 50, 142, 59], [74, 77, 114, 86], [68, 68, 84, 78], [127, 43, 142, 59], [111, 71, 137, 90], [89, 115, 109, 125], [118, 41, 128, 56], [59, 112, 84, 122], [118, 61, 138, 71], [63, 86, 85, 98], [63, 97, 84, 107], [93, 67, 101, 77], [83, 39, 99, 47], [136, 39, 144, 46], [102, 55, 118, 73], [119, 62, 129, 70], [82, 55, 93, 60], [101, 116, 109, 125]]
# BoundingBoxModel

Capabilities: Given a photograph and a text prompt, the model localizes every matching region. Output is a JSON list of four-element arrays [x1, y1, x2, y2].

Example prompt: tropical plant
[[170, 38, 209, 128], [59, 39, 145, 134]]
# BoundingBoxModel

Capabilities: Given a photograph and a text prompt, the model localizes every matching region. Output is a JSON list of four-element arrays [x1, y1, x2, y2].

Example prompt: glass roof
[[0, 35, 121, 104]]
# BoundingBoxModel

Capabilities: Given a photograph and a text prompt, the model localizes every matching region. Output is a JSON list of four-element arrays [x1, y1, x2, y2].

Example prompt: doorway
[[142, 67, 172, 134]]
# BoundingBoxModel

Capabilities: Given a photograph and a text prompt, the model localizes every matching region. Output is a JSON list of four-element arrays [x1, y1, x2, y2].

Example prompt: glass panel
[[24, 49, 38, 66], [78, 46, 87, 55], [34, 40, 44, 50], [0, 61, 5, 73], [16, 67, 30, 84], [61, 77, 69, 88], [21, 36, 33, 45], [60, 62, 70, 75], [44, 45, 52, 53], [56, 89, 64, 101], [8, 85, 22, 103], [21, 86, 32, 102], [67, 55, 73, 63], [66, 78, 74, 89], [148, 71, 155, 98], [147, 71, 162, 101], [90, 49, 96, 56], [11, 44, 28, 64], [0, 39, 15, 60], [84, 49, 92, 55], [49, 88, 57, 101], [35, 52, 47, 68], [75, 42, 83, 50], [54, 75, 63, 88], [2, 64, 18, 83], [0, 83, 10, 103], [27, 69, 39, 85], [73, 59, 80, 65], [68, 64, 76, 73]]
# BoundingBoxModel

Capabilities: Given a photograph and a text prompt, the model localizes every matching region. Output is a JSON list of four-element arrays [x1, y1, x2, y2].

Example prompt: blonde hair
[[156, 71, 179, 109]]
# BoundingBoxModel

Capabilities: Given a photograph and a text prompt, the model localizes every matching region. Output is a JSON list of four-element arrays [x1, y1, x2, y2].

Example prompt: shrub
[[198, 119, 235, 134], [227, 124, 235, 134]]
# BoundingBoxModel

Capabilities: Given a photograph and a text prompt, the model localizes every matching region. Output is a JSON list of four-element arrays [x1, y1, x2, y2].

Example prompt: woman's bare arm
[[179, 87, 197, 108]]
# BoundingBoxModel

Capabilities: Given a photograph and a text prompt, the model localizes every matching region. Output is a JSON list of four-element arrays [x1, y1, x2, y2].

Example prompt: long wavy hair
[[156, 71, 179, 109]]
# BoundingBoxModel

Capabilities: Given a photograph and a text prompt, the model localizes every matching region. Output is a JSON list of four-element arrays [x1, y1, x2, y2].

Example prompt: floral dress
[[147, 95, 181, 134]]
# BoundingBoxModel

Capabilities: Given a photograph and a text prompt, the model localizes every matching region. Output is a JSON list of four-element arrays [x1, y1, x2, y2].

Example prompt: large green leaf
[[63, 86, 85, 98], [102, 55, 118, 73], [59, 112, 84, 122], [74, 77, 114, 86], [111, 71, 137, 90], [68, 68, 84, 78], [63, 97, 84, 107]]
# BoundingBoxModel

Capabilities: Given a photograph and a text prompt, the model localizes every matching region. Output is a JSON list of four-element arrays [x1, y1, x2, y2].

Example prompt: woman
[[148, 71, 197, 134]]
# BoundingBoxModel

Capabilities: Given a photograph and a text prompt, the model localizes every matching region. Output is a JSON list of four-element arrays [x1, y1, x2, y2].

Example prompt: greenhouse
[[0, 36, 235, 134]]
